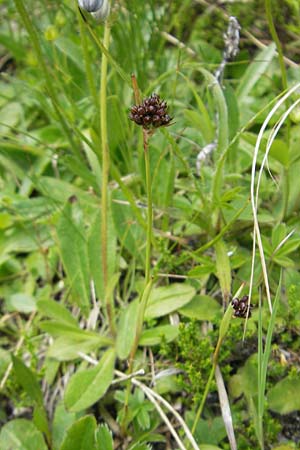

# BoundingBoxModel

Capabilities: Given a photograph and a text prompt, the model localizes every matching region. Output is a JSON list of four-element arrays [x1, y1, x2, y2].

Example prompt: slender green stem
[[282, 167, 290, 220], [121, 128, 154, 432], [13, 0, 82, 162], [265, 1, 290, 220], [265, 0, 287, 92], [191, 361, 216, 436], [191, 339, 221, 436], [143, 129, 153, 284], [77, 7, 98, 111], [100, 22, 115, 337]]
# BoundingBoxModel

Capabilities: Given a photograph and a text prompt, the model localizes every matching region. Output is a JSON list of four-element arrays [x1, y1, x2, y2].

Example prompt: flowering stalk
[[100, 20, 116, 337], [121, 86, 173, 432]]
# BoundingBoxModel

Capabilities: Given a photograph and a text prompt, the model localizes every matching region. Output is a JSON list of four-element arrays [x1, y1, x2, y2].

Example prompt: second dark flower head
[[129, 94, 172, 130]]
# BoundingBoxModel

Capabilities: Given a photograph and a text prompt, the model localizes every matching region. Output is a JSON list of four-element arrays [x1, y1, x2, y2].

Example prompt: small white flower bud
[[78, 0, 103, 13], [91, 0, 110, 21]]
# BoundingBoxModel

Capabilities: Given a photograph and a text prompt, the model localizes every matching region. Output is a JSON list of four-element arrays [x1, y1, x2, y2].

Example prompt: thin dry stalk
[[215, 365, 237, 450], [249, 83, 300, 314]]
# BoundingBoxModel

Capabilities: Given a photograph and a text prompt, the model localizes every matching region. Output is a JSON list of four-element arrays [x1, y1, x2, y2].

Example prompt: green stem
[[143, 129, 153, 284], [121, 129, 154, 432], [282, 167, 290, 220], [100, 22, 115, 337], [77, 7, 98, 112], [265, 0, 287, 92], [265, 1, 290, 221], [191, 340, 221, 436], [13, 0, 82, 162]]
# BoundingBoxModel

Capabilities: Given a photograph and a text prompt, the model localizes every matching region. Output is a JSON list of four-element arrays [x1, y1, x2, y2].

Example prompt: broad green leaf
[[6, 292, 36, 313], [40, 321, 112, 360], [95, 424, 113, 450], [36, 176, 96, 207], [56, 201, 90, 316], [139, 325, 178, 346], [144, 283, 195, 319], [12, 355, 43, 406], [52, 402, 77, 450], [179, 295, 221, 321], [47, 336, 110, 361], [64, 349, 116, 412], [88, 208, 117, 300], [236, 43, 276, 104], [37, 299, 78, 326], [59, 415, 96, 450], [116, 299, 139, 359], [0, 419, 48, 450], [267, 376, 300, 414]]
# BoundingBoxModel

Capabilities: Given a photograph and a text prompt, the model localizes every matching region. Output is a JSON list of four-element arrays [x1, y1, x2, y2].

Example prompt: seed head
[[129, 94, 172, 130], [231, 295, 253, 319]]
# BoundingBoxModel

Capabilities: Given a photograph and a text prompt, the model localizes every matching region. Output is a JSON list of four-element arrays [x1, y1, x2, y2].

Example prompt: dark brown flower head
[[129, 93, 172, 129], [231, 295, 253, 319]]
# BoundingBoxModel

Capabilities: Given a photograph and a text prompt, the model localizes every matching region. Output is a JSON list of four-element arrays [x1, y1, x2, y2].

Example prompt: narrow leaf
[[37, 299, 78, 326]]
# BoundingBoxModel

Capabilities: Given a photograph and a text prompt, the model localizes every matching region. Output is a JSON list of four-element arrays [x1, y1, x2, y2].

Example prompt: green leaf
[[0, 419, 48, 450], [40, 321, 112, 361], [40, 321, 105, 340], [0, 348, 10, 378], [12, 355, 43, 406], [199, 67, 229, 155], [88, 209, 117, 301], [56, 201, 90, 316], [37, 299, 78, 326], [179, 295, 221, 321], [139, 325, 178, 346], [64, 349, 116, 412], [95, 424, 114, 450], [52, 402, 77, 450], [54, 37, 85, 72], [59, 415, 96, 450], [36, 176, 96, 207], [40, 322, 112, 361], [269, 139, 289, 167], [144, 283, 195, 319], [267, 376, 300, 414], [111, 191, 145, 259], [215, 240, 231, 304], [116, 300, 139, 359], [6, 292, 36, 313], [236, 43, 276, 104]]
